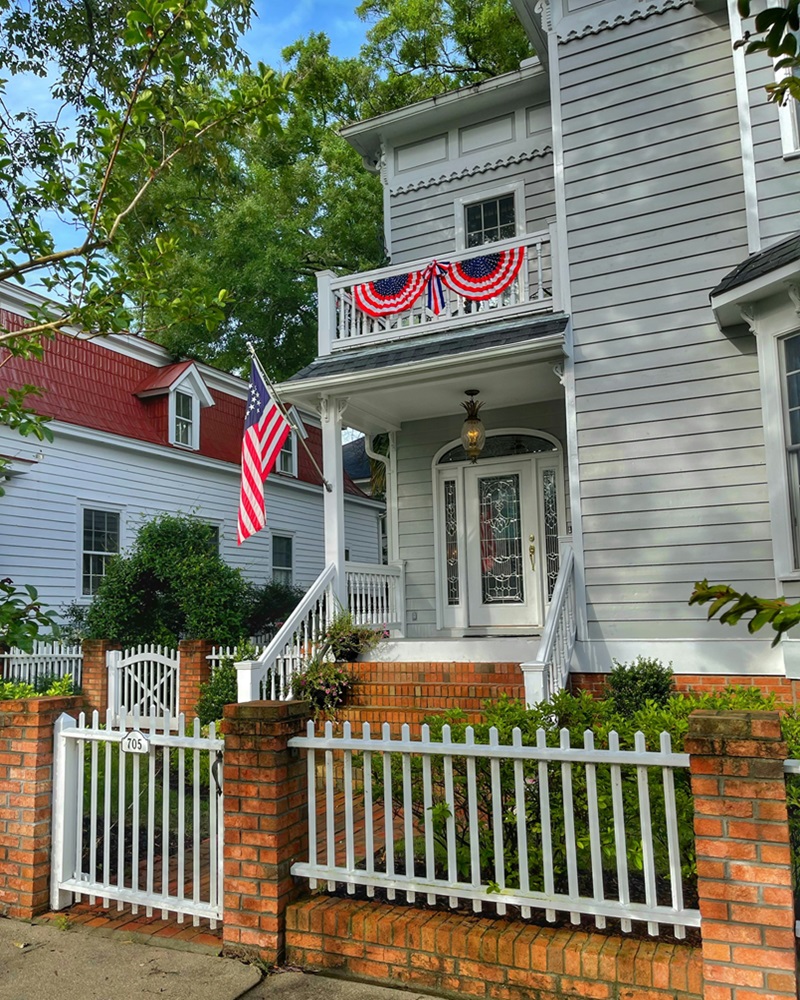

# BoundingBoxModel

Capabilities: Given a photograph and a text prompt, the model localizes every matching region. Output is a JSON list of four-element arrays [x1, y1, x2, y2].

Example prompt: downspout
[[364, 433, 399, 564]]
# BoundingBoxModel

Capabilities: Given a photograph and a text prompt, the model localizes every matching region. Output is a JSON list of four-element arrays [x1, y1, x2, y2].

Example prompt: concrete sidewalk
[[0, 918, 440, 1000]]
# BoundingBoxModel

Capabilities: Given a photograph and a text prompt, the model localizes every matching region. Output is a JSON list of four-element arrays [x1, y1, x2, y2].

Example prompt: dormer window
[[174, 391, 194, 447], [135, 361, 214, 453]]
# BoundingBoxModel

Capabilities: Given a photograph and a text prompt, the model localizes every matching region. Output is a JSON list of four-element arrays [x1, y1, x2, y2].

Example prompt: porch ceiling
[[281, 329, 567, 434]]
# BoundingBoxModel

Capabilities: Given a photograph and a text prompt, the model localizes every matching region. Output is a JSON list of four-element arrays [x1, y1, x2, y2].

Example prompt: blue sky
[[243, 0, 369, 66]]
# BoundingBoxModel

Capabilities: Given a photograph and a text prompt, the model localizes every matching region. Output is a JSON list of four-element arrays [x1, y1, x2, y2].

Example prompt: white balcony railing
[[317, 228, 557, 354], [345, 562, 405, 631]]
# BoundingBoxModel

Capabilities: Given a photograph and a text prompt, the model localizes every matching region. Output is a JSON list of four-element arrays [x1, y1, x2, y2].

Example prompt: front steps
[[338, 660, 526, 735]]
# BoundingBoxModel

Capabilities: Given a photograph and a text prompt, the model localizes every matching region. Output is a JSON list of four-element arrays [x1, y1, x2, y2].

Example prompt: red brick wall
[[286, 897, 703, 1000], [687, 710, 798, 1000], [222, 699, 310, 964], [80, 639, 119, 716], [178, 639, 212, 719], [0, 695, 83, 918], [570, 672, 800, 705]]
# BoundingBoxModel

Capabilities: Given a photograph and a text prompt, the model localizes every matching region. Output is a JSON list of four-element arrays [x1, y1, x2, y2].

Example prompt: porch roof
[[281, 313, 569, 434], [288, 313, 569, 384]]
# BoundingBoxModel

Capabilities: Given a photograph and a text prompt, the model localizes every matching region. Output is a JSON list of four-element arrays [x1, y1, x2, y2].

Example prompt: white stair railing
[[235, 564, 337, 702], [521, 542, 576, 705], [344, 562, 404, 630]]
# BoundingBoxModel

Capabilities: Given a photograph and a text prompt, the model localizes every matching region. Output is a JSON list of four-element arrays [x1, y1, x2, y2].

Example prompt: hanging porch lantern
[[460, 389, 485, 463]]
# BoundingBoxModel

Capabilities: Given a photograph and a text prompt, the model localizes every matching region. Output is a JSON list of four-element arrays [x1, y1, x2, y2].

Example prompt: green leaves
[[0, 577, 60, 652], [735, 0, 800, 106], [689, 579, 800, 645]]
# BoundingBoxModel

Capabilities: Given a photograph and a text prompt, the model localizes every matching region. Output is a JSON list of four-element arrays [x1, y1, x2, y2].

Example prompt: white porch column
[[316, 270, 336, 356], [321, 395, 347, 605]]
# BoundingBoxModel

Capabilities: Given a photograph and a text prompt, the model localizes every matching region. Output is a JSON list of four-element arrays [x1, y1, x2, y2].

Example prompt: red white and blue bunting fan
[[442, 246, 526, 301], [353, 270, 426, 317]]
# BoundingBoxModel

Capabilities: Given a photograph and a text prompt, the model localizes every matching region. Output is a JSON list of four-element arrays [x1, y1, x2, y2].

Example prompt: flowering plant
[[290, 658, 355, 715], [324, 608, 387, 662]]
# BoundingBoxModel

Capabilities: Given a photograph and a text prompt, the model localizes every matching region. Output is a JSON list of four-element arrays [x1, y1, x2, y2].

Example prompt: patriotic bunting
[[352, 246, 526, 318], [423, 260, 449, 316], [442, 246, 526, 301], [353, 270, 426, 317]]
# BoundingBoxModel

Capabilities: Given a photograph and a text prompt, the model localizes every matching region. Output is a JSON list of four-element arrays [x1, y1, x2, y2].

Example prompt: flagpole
[[245, 341, 333, 494]]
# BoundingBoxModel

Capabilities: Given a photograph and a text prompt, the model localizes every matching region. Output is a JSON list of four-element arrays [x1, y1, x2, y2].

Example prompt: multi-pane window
[[465, 195, 516, 248], [174, 391, 193, 447], [783, 333, 800, 565], [82, 509, 120, 595], [272, 535, 293, 585], [277, 433, 295, 476]]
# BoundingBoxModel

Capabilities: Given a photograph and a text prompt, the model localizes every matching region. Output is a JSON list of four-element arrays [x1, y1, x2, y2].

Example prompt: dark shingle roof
[[288, 313, 569, 384], [711, 232, 800, 298], [343, 436, 370, 480]]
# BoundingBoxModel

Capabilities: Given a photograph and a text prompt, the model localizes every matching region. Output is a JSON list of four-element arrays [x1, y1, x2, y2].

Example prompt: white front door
[[463, 460, 541, 628]]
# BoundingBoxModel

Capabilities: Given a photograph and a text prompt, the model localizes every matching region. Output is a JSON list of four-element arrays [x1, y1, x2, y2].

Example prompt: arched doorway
[[433, 430, 564, 631]]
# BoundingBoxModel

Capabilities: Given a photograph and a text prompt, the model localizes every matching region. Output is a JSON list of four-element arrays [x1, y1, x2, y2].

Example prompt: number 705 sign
[[121, 731, 150, 755]]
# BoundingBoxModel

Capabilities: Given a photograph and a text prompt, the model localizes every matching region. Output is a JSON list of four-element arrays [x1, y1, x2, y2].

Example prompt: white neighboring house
[[0, 283, 384, 617]]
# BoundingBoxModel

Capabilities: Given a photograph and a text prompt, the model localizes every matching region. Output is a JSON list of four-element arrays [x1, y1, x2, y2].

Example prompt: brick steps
[[336, 660, 527, 736], [348, 681, 526, 709]]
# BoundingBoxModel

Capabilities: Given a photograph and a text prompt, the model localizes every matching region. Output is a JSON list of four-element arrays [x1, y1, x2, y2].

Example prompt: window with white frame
[[272, 534, 293, 585], [171, 390, 196, 449], [276, 431, 297, 476], [465, 194, 517, 248], [82, 508, 120, 595]]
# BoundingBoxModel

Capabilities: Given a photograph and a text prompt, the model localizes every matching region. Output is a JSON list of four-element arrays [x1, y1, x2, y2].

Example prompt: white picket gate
[[51, 709, 224, 925], [108, 645, 180, 729]]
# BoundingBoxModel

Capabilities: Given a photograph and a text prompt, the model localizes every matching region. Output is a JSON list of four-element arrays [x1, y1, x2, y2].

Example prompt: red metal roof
[[133, 360, 194, 395], [1, 318, 368, 497]]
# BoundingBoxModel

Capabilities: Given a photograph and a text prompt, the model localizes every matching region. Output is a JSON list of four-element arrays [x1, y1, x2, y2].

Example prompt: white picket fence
[[289, 721, 700, 937], [108, 645, 180, 729], [207, 644, 267, 672], [51, 708, 224, 925], [0, 641, 83, 687]]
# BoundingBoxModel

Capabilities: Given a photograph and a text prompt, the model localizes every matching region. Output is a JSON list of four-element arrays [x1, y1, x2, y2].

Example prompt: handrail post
[[548, 221, 559, 312], [316, 270, 336, 356], [234, 659, 263, 703]]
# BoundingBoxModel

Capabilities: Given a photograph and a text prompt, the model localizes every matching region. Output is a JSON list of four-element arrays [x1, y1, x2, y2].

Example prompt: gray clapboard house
[[275, 0, 800, 698]]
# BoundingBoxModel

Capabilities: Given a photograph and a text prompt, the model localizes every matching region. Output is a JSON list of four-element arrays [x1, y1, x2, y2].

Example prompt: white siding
[[0, 426, 381, 616], [395, 402, 567, 637], [558, 6, 773, 642]]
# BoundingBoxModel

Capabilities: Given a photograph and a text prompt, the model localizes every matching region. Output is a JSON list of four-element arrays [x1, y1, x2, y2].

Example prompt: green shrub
[[195, 642, 256, 725], [244, 580, 305, 637], [84, 514, 252, 647], [605, 656, 674, 716], [0, 675, 74, 700], [368, 685, 782, 900]]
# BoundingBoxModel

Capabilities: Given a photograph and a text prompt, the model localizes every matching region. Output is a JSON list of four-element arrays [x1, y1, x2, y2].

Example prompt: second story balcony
[[316, 227, 559, 356]]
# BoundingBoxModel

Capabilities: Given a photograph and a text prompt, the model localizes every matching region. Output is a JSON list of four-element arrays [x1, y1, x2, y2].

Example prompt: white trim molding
[[391, 147, 553, 196], [556, 0, 695, 42]]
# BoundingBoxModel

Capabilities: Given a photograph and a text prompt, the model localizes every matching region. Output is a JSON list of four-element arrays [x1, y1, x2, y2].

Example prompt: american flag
[[237, 362, 291, 545]]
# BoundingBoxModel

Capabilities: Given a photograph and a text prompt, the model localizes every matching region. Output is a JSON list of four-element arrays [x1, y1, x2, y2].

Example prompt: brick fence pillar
[[0, 695, 83, 918], [687, 709, 798, 1000], [80, 639, 119, 717], [178, 639, 213, 719], [221, 699, 310, 964]]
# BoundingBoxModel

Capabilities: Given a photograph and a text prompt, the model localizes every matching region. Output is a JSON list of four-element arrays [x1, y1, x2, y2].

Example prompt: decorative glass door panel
[[464, 461, 542, 628], [478, 474, 524, 604]]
